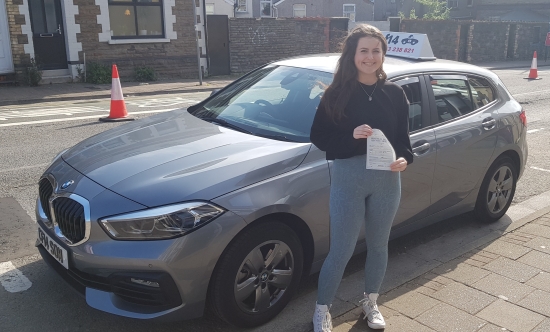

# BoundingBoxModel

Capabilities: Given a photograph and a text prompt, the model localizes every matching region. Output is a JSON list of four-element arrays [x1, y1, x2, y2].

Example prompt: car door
[[391, 75, 437, 228], [427, 74, 499, 215]]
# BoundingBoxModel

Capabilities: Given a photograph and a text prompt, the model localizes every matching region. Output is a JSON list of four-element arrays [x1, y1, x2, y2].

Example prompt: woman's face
[[354, 36, 384, 80]]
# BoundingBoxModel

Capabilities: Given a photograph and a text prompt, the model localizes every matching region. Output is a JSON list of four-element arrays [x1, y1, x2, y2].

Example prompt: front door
[[0, 0, 14, 74], [28, 0, 67, 69], [206, 15, 230, 76]]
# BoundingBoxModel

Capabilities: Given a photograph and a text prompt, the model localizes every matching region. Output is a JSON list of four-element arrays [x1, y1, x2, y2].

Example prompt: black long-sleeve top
[[310, 80, 414, 165]]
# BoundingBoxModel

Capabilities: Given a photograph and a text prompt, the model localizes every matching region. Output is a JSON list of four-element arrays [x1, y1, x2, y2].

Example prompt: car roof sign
[[381, 31, 436, 61]]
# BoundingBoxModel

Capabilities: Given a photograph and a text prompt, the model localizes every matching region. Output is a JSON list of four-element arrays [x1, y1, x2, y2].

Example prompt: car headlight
[[99, 202, 225, 240]]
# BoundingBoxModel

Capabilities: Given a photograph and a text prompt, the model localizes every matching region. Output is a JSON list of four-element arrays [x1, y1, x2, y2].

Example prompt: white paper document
[[366, 129, 396, 171]]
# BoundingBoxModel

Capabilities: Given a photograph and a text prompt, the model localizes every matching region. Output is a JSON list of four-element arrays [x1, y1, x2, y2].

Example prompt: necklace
[[360, 81, 378, 101]]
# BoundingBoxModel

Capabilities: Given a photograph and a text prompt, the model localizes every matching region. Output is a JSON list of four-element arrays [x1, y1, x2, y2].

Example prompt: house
[[272, 0, 374, 21], [205, 0, 254, 17], [448, 0, 550, 22], [1, 0, 208, 83]]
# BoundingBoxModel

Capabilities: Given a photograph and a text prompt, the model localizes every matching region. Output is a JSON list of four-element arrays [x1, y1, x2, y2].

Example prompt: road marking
[[125, 97, 201, 108], [513, 89, 550, 97], [531, 167, 550, 173], [0, 163, 50, 173], [0, 109, 176, 127], [0, 261, 32, 293], [527, 128, 544, 134], [0, 106, 105, 120]]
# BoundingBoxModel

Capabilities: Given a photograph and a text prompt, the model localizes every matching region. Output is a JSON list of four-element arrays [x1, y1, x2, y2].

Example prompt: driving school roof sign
[[381, 31, 436, 60]]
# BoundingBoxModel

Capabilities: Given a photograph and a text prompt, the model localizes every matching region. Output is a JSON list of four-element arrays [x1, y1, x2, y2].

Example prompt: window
[[468, 77, 496, 109], [343, 4, 355, 22], [205, 3, 214, 15], [396, 77, 424, 132], [447, 0, 458, 9], [343, 4, 356, 21], [190, 65, 333, 143], [467, 0, 473, 7], [260, 0, 272, 17], [108, 0, 164, 39], [293, 4, 306, 18], [431, 77, 474, 123], [236, 0, 247, 12]]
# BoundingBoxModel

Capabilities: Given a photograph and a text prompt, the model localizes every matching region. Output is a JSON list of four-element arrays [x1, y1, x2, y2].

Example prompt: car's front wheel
[[209, 222, 304, 327], [475, 156, 518, 223]]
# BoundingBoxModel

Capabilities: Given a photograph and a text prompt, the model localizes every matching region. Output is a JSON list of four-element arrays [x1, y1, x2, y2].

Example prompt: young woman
[[310, 25, 413, 331]]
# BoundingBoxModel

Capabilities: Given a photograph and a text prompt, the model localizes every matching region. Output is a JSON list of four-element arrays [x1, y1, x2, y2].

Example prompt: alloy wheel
[[234, 240, 294, 314], [486, 165, 513, 214]]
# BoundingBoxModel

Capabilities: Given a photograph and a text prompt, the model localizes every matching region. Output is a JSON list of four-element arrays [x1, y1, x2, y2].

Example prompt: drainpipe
[[193, 1, 203, 85]]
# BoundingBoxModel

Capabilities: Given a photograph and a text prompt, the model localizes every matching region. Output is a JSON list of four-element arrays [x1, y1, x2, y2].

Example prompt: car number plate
[[38, 225, 68, 269]]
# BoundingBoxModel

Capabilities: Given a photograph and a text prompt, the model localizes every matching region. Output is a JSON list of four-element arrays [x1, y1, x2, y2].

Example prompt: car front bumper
[[35, 195, 247, 321]]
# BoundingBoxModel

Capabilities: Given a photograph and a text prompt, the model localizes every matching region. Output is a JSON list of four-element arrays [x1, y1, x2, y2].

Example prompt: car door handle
[[412, 142, 430, 155], [482, 118, 496, 130]]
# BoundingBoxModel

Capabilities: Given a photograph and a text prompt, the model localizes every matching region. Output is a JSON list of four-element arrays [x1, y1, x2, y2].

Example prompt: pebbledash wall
[[400, 19, 550, 63], [5, 0, 206, 81], [228, 17, 348, 74]]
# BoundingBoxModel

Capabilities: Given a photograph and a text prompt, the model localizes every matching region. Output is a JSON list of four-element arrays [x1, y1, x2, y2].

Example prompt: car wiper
[[202, 117, 253, 135], [255, 133, 296, 142]]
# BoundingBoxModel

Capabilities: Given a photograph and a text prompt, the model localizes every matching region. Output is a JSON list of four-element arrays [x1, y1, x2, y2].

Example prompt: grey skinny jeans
[[317, 154, 401, 305]]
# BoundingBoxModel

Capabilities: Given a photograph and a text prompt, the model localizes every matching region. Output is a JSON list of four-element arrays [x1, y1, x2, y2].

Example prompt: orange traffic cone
[[524, 51, 542, 80], [99, 64, 134, 122]]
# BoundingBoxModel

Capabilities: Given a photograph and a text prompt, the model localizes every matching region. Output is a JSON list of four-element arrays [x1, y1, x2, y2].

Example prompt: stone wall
[[74, 0, 198, 80], [400, 19, 550, 63], [400, 20, 461, 61], [5, 0, 31, 81], [468, 22, 509, 62], [228, 17, 348, 74]]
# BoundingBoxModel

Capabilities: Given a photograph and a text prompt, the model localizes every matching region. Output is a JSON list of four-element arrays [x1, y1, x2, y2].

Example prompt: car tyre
[[475, 156, 517, 223], [209, 222, 304, 328]]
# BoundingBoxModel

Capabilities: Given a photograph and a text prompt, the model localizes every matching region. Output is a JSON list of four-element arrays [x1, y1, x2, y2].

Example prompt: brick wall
[[74, 0, 198, 80], [228, 17, 348, 74], [5, 0, 31, 81]]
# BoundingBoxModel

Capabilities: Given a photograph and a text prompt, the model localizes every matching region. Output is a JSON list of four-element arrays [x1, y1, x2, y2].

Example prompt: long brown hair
[[322, 24, 388, 123]]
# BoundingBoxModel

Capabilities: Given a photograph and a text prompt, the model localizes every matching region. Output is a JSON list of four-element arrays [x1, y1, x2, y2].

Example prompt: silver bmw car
[[36, 53, 527, 327]]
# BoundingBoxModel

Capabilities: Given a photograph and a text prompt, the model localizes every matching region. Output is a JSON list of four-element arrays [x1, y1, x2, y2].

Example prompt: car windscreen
[[189, 65, 333, 143]]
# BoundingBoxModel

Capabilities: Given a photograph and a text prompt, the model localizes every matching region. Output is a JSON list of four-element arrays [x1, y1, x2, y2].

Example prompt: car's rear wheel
[[475, 156, 517, 223], [209, 222, 304, 327]]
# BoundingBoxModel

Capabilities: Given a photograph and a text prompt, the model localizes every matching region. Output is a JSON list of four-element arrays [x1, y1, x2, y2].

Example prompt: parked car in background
[[35, 45, 527, 327]]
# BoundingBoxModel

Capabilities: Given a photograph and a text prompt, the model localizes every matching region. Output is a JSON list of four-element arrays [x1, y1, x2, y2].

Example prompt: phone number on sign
[[388, 47, 415, 54]]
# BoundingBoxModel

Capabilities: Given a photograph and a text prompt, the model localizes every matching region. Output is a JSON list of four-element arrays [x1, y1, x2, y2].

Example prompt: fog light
[[130, 278, 160, 288]]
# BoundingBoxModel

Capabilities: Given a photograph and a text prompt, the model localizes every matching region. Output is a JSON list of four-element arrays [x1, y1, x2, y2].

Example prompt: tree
[[416, 0, 450, 20], [400, 0, 450, 20]]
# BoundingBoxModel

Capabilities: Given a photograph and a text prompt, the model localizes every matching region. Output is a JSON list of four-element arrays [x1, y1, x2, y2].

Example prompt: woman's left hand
[[390, 157, 408, 172]]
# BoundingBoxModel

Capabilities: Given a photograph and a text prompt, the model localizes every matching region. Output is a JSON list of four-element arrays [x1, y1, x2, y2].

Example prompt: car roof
[[272, 53, 498, 80]]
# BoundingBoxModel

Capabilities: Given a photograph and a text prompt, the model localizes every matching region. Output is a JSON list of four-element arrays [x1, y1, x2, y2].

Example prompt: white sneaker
[[360, 293, 386, 329], [313, 303, 333, 332]]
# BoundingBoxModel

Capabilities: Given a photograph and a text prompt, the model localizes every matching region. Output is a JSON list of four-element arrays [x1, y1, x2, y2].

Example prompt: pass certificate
[[366, 129, 396, 171]]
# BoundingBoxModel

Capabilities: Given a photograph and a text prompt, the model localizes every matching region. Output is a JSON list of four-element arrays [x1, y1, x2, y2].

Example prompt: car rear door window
[[395, 76, 424, 132], [468, 77, 496, 109], [430, 76, 474, 123]]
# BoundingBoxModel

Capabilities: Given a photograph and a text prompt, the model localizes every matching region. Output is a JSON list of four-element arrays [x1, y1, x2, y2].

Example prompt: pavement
[[0, 58, 549, 107], [2, 58, 550, 332]]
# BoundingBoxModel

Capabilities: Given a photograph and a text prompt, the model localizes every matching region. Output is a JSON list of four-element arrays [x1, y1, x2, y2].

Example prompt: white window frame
[[293, 4, 306, 17], [236, 0, 247, 12], [205, 3, 214, 14], [343, 4, 355, 22], [447, 0, 458, 9], [260, 0, 273, 17], [96, 0, 176, 44]]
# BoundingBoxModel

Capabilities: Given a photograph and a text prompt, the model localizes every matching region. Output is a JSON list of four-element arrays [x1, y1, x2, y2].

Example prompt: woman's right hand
[[353, 124, 373, 139]]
